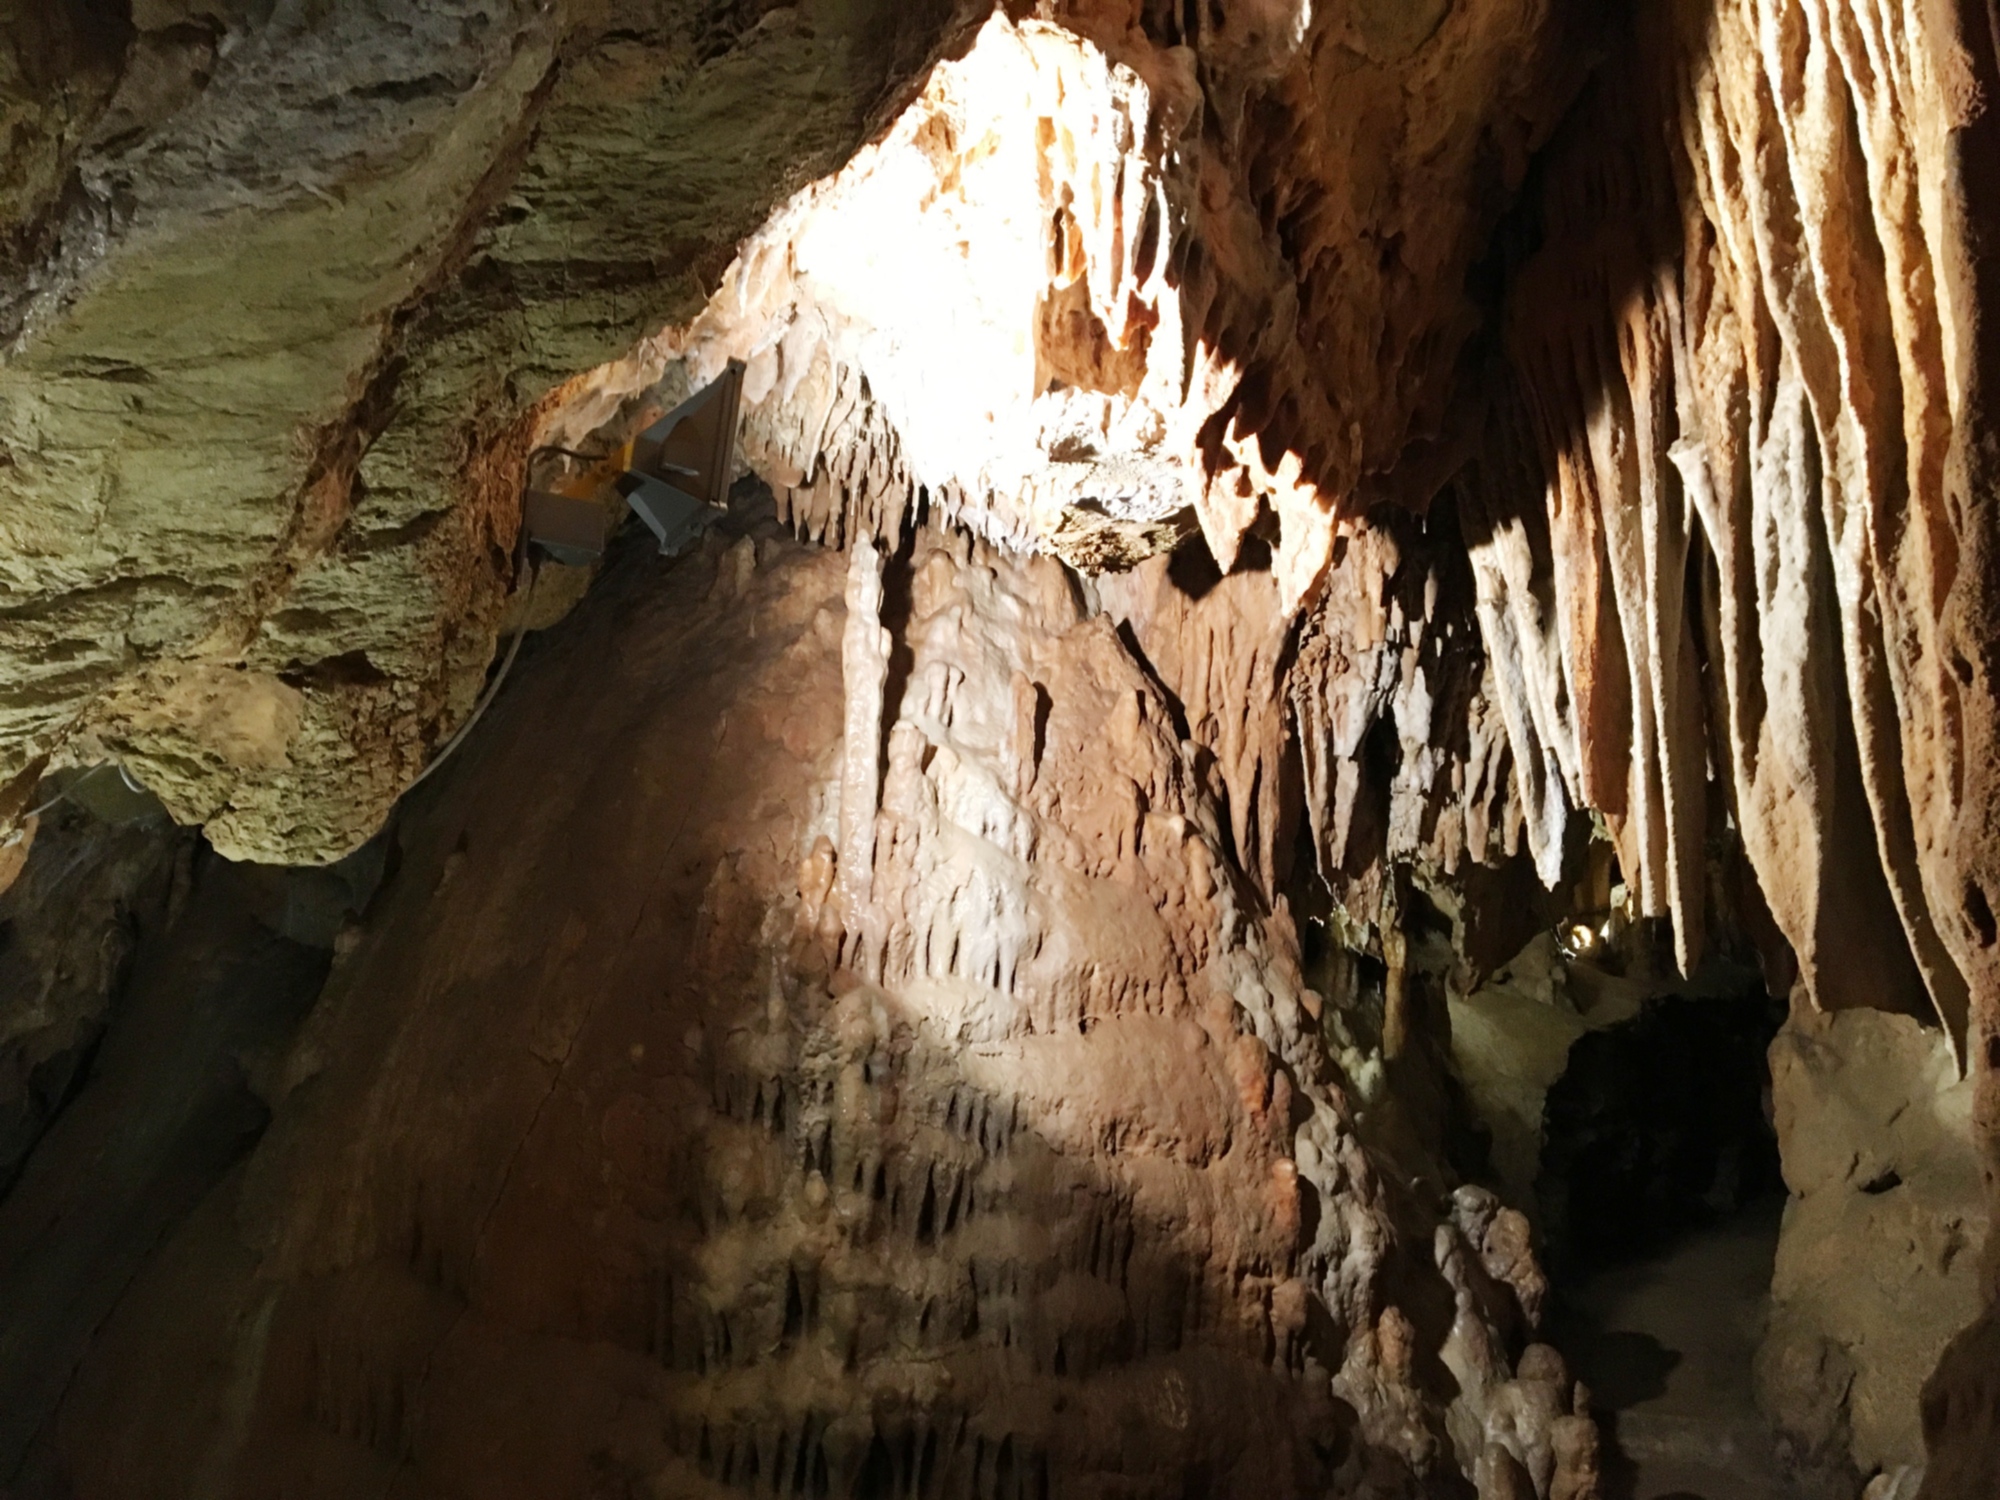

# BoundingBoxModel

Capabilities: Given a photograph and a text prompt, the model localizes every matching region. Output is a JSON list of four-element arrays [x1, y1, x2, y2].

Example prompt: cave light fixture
[[519, 360, 747, 565], [616, 358, 747, 555]]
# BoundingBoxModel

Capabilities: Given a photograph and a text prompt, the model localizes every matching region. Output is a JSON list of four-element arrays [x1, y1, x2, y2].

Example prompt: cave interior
[[0, 2, 1998, 1499]]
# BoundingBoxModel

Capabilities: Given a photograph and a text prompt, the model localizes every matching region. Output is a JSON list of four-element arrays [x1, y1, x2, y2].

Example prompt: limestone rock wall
[[0, 794, 186, 1193], [0, 0, 1609, 867], [0, 0, 963, 863], [1760, 1005, 1988, 1483], [558, 2, 1593, 604], [28, 517, 1590, 1499], [1481, 0, 1988, 1047], [17, 0, 1990, 1051], [1466, 11, 2000, 1476], [549, 0, 2000, 1069]]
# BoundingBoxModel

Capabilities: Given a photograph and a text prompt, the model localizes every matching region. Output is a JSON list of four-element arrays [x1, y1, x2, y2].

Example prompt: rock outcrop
[[534, 0, 2000, 1092], [1759, 1004, 1988, 1485], [0, 0, 964, 862], [26, 515, 1584, 1498], [0, 788, 186, 1193]]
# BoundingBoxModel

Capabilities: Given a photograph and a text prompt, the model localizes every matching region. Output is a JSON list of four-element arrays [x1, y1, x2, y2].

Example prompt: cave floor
[[1549, 1196, 1800, 1500]]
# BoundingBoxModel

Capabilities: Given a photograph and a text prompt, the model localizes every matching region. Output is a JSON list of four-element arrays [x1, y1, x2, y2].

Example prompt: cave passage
[[1536, 986, 1791, 1500]]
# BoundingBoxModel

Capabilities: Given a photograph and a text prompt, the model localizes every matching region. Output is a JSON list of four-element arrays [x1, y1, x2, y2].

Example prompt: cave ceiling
[[1, 0, 1998, 1074]]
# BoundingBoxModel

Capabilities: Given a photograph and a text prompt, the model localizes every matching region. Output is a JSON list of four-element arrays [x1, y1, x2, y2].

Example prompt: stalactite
[[1481, 2, 1982, 1050], [838, 537, 891, 922]]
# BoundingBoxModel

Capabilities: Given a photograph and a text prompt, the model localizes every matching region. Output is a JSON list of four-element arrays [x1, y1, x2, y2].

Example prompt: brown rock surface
[[0, 0, 963, 863], [1760, 1004, 1988, 1479], [31, 516, 1556, 1497]]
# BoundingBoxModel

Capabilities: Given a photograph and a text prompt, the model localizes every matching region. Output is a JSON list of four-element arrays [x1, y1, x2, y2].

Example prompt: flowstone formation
[[583, 6, 2000, 1478], [32, 518, 1590, 1499], [612, 0, 2000, 1067]]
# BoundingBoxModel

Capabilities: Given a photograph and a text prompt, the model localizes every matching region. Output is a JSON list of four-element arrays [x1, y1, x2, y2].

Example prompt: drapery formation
[[1474, 0, 1988, 1061], [546, 1, 1997, 1067]]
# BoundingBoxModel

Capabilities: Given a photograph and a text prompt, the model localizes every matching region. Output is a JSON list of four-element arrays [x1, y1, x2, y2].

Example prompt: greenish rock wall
[[0, 0, 959, 862]]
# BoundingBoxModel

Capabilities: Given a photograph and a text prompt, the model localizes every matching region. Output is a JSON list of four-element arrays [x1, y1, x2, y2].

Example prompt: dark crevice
[[1538, 985, 1785, 1275]]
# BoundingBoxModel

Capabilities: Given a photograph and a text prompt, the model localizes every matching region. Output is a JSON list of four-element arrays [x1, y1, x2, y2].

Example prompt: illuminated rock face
[[1481, 2, 1994, 1046], [539, 0, 2000, 1088], [35, 527, 1580, 1498], [542, 4, 1590, 606], [0, 0, 1593, 863], [6, 0, 2000, 1494]]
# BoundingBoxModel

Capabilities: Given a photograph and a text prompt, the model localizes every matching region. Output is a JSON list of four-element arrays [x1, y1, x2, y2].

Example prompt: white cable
[[20, 790, 66, 822], [8, 762, 121, 841], [7, 566, 539, 839], [404, 564, 539, 796], [6, 563, 540, 843]]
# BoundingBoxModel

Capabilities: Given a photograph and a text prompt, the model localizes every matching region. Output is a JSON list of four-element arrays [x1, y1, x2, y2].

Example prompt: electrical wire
[[403, 560, 540, 797], [20, 789, 67, 822], [6, 559, 542, 840], [10, 761, 123, 836], [535, 445, 609, 465]]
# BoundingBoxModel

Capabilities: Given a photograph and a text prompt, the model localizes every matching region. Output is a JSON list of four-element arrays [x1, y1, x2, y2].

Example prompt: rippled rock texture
[[0, 0, 961, 862]]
